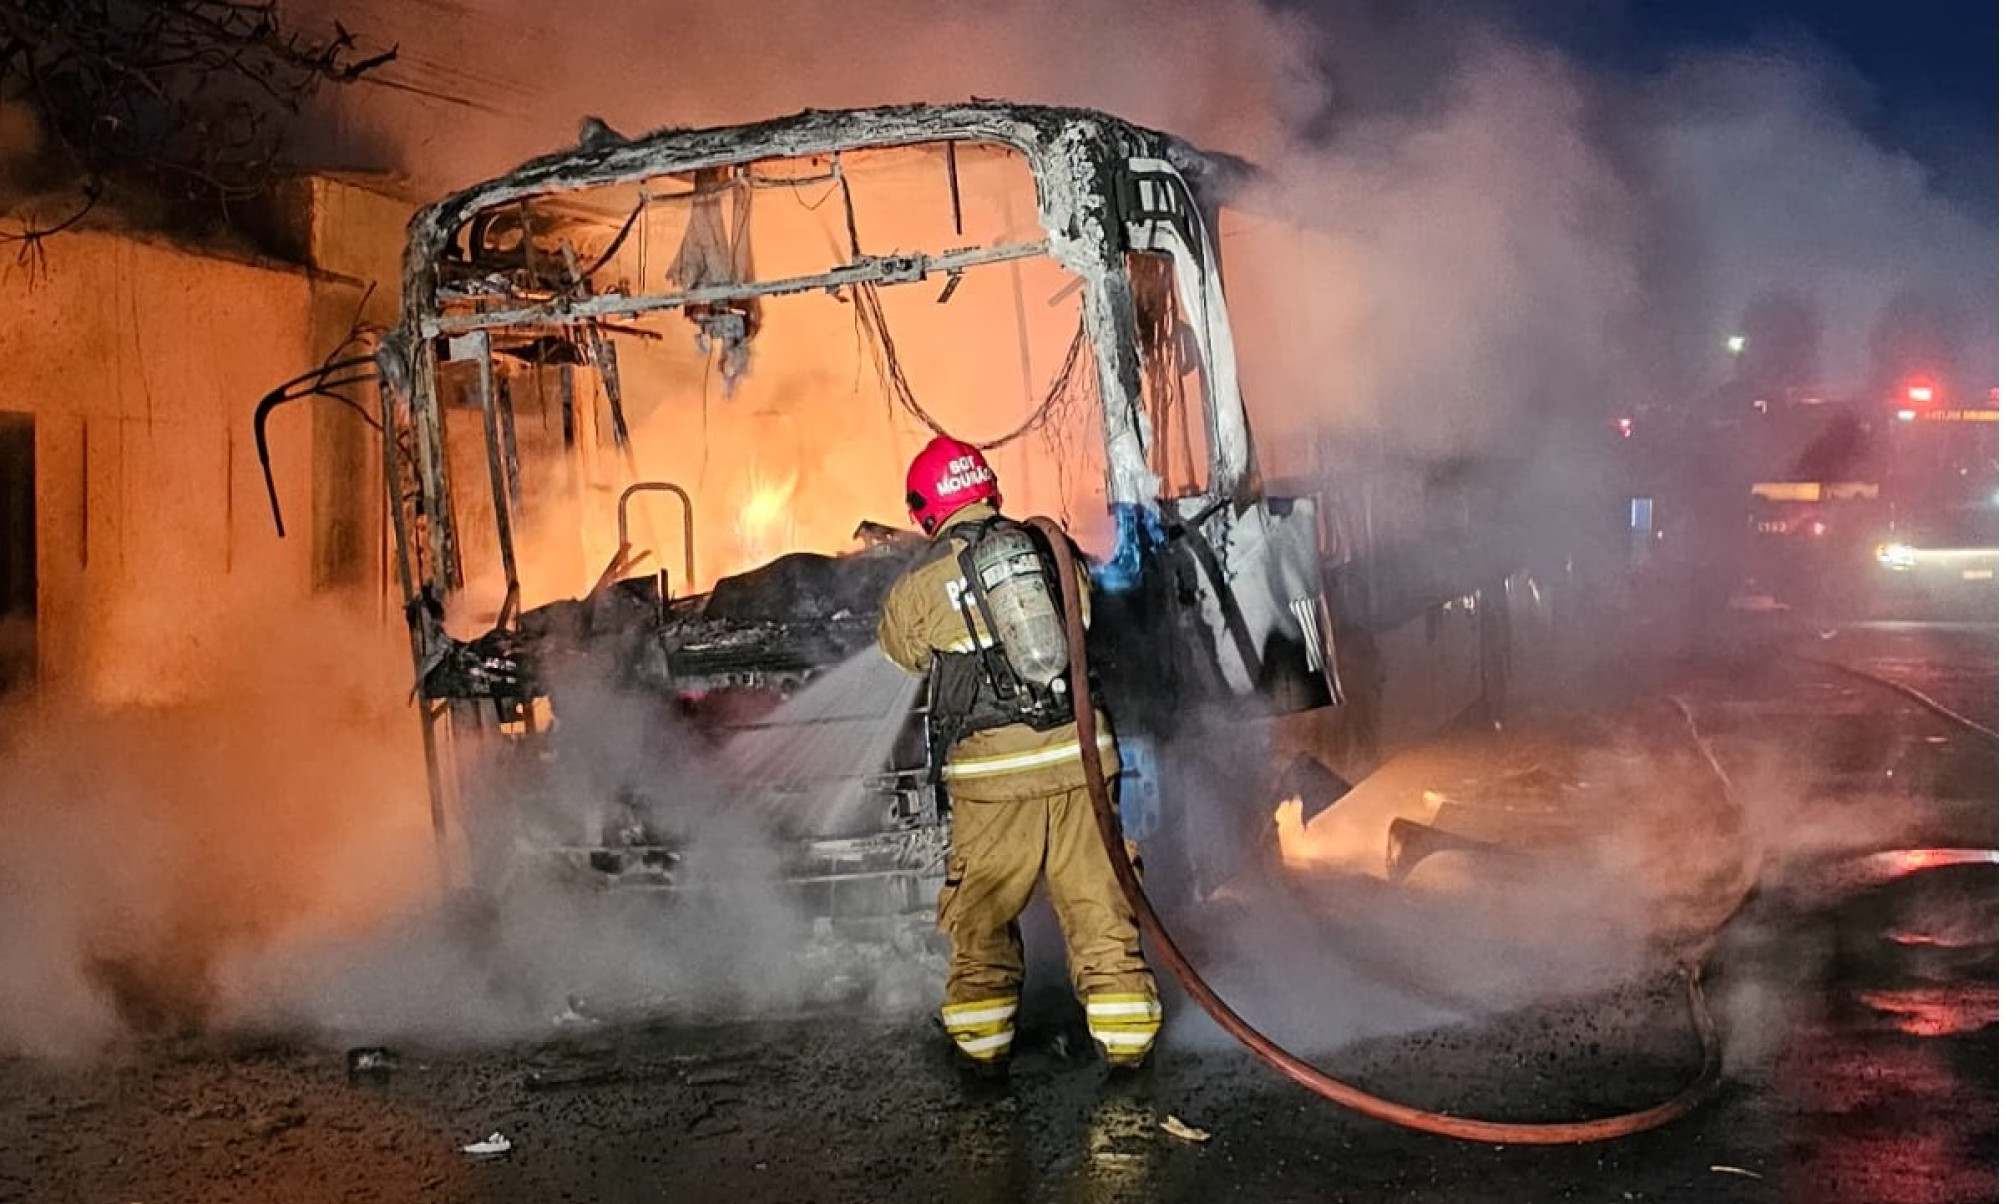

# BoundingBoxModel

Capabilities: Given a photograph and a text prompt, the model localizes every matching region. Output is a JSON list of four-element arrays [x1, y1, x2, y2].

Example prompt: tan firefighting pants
[[936, 785, 1160, 1064]]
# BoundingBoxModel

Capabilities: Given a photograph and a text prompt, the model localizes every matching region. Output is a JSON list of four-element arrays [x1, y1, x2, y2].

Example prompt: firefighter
[[877, 435, 1160, 1074]]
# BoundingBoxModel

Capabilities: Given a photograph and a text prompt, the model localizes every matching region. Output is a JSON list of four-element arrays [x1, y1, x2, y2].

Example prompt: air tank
[[967, 524, 1070, 691]]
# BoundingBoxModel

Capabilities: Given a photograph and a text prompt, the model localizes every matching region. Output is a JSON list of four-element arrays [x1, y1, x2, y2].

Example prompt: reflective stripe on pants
[[941, 995, 1018, 1062], [1085, 991, 1161, 1063], [936, 787, 1156, 1005]]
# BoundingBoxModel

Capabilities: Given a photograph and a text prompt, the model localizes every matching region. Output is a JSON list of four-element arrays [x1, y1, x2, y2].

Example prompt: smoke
[[207, 637, 941, 1041], [306, 0, 1991, 414], [205, 645, 941, 1045], [0, 625, 938, 1056], [0, 594, 429, 1058], [1159, 680, 1978, 1065], [1620, 43, 1997, 399], [4, 0, 1991, 1059], [298, 0, 1993, 579], [1160, 703, 1756, 1050], [1229, 37, 1646, 466], [302, 0, 1320, 186]]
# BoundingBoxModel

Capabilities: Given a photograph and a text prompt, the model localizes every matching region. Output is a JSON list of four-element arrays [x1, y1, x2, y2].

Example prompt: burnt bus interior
[[248, 106, 1340, 925], [257, 105, 1572, 928]]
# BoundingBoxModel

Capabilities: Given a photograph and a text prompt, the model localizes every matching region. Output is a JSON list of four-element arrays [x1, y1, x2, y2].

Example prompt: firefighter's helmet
[[905, 435, 1000, 535]]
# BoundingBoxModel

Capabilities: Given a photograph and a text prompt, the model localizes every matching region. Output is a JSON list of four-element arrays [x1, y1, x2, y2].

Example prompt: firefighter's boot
[[940, 995, 1019, 1074]]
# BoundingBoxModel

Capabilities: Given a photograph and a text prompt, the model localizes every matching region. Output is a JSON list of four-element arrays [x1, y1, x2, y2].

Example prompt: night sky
[[1551, 0, 1997, 212], [1309, 0, 1999, 215]]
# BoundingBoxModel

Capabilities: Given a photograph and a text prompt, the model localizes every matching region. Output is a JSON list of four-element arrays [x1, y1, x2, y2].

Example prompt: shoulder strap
[[948, 520, 1024, 701]]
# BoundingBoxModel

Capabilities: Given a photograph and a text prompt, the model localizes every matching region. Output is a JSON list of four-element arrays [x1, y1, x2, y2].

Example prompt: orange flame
[[1274, 796, 1317, 868], [734, 470, 799, 571], [1273, 791, 1398, 874]]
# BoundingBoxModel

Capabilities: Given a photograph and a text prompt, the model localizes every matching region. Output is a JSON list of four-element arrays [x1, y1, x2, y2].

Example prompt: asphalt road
[[0, 621, 1993, 1204]]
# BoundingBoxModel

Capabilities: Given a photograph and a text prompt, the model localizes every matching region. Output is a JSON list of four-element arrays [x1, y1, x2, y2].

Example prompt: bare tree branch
[[0, 1, 392, 220], [0, 182, 99, 282]]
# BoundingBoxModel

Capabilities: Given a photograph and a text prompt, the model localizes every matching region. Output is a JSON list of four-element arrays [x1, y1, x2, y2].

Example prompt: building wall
[[0, 181, 409, 706]]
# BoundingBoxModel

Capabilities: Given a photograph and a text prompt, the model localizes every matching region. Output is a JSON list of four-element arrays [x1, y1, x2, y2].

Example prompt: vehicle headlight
[[1875, 542, 1918, 570]]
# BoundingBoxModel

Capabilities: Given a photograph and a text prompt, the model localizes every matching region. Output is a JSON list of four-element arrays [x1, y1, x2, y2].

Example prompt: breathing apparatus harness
[[924, 515, 1081, 779]]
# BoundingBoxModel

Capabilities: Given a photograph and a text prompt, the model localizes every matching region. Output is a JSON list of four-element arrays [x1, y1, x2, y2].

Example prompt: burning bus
[[259, 103, 1562, 934]]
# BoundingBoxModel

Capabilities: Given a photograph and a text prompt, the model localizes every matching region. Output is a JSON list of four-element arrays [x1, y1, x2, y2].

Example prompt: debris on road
[[523, 1065, 624, 1092], [690, 1119, 743, 1140], [1160, 1115, 1211, 1144], [246, 1110, 305, 1139], [462, 1132, 513, 1159], [346, 1047, 399, 1078], [1710, 1165, 1763, 1180], [552, 996, 599, 1028], [666, 1046, 760, 1068], [687, 1095, 746, 1139]]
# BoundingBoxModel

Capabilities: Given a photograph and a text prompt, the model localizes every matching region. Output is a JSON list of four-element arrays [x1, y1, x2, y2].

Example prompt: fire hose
[[1028, 516, 1724, 1144]]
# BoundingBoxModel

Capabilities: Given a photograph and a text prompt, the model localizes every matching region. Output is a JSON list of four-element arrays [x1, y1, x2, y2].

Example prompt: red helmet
[[905, 435, 1000, 535]]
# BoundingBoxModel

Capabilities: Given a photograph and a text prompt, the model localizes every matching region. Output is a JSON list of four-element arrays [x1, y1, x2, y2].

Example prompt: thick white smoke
[[2, 0, 1991, 1058], [308, 0, 1993, 416]]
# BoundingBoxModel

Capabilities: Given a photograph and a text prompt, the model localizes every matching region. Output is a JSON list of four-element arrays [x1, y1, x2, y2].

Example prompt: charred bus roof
[[402, 102, 1246, 314], [387, 101, 1265, 549]]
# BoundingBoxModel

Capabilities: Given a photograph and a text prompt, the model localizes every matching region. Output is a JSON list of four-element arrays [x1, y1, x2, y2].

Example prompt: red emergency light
[[1906, 382, 1936, 404]]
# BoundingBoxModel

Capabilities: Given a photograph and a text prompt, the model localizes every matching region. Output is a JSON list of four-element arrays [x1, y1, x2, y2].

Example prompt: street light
[[1725, 335, 1747, 354]]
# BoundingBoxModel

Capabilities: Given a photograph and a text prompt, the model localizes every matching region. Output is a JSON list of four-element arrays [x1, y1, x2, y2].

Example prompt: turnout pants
[[936, 784, 1160, 1066]]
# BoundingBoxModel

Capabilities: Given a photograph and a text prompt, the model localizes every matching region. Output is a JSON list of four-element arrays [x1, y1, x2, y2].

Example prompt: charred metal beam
[[497, 372, 524, 515], [374, 345, 450, 870], [557, 358, 576, 448], [944, 141, 963, 235], [585, 323, 630, 449], [427, 240, 1049, 337], [554, 242, 632, 449], [409, 339, 461, 592], [375, 338, 419, 614], [470, 332, 521, 620]]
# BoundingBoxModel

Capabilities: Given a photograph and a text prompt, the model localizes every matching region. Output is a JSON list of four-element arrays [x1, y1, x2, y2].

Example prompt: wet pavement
[[0, 621, 1993, 1203]]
